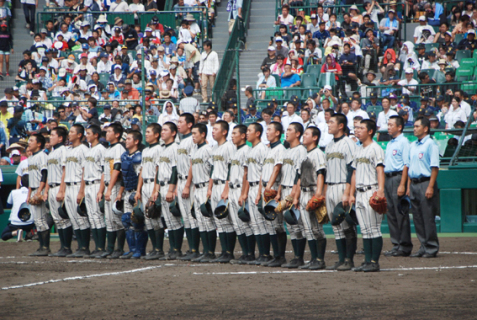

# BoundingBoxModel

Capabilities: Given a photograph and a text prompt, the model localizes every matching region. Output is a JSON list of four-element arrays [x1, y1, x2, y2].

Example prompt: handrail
[[449, 102, 477, 166]]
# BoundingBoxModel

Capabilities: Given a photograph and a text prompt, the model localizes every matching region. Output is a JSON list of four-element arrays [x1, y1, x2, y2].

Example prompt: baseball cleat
[[337, 258, 354, 271], [281, 257, 304, 268], [259, 255, 273, 266], [352, 262, 370, 272], [120, 252, 134, 259], [392, 250, 411, 257], [363, 261, 380, 272], [96, 250, 113, 259], [108, 250, 124, 259], [267, 256, 286, 267], [309, 259, 326, 270], [199, 253, 216, 263]]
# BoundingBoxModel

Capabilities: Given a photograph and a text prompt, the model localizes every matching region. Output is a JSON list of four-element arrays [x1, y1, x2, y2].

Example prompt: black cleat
[[309, 259, 326, 270], [363, 261, 380, 272], [337, 258, 354, 271], [267, 256, 286, 267], [326, 261, 344, 270], [281, 257, 304, 269]]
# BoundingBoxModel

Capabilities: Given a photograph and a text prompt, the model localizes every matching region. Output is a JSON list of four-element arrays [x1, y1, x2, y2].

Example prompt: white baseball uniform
[[28, 150, 49, 232], [140, 142, 163, 231], [84, 143, 106, 229], [176, 133, 197, 230], [47, 144, 71, 230], [103, 142, 126, 232]]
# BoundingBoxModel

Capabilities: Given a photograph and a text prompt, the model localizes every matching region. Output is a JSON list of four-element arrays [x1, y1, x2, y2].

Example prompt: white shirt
[[282, 113, 304, 133], [421, 60, 439, 70], [445, 107, 467, 128], [348, 108, 369, 133], [226, 121, 236, 141], [199, 50, 219, 75], [73, 63, 96, 75], [7, 187, 34, 226], [260, 121, 270, 145], [413, 24, 435, 40], [97, 60, 112, 74], [376, 109, 398, 130], [16, 159, 29, 176], [398, 78, 419, 95], [110, 0, 129, 11], [277, 14, 294, 25], [317, 122, 333, 147]]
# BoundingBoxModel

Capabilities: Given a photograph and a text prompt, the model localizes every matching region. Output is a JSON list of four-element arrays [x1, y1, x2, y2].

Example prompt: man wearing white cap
[[274, 37, 289, 57], [398, 68, 419, 95], [306, 14, 320, 34], [457, 29, 477, 51], [261, 46, 277, 71], [413, 16, 435, 43], [49, 77, 68, 97], [379, 9, 399, 51]]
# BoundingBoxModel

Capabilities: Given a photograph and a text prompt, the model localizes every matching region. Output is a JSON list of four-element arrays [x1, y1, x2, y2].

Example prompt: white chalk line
[[193, 265, 477, 275], [1, 265, 162, 291]]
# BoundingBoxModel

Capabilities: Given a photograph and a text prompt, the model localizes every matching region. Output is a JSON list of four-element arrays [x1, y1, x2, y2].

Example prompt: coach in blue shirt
[[384, 115, 412, 257], [406, 116, 440, 258]]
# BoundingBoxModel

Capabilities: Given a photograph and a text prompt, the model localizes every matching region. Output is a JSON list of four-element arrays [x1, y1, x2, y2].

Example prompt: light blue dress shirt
[[407, 135, 440, 179], [384, 133, 410, 173]]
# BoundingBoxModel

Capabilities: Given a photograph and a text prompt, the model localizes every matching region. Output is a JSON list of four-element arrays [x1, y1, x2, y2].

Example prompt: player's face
[[161, 125, 173, 142], [69, 127, 80, 143], [105, 127, 116, 143], [231, 128, 244, 145], [209, 114, 217, 124], [285, 126, 298, 143], [192, 128, 204, 144], [328, 117, 339, 135], [356, 123, 369, 142], [50, 130, 60, 146], [266, 125, 277, 142], [85, 129, 95, 144], [246, 126, 257, 143], [145, 127, 156, 144], [212, 123, 225, 140], [413, 120, 427, 138], [354, 122, 362, 139], [125, 134, 136, 150], [301, 111, 310, 122], [302, 129, 315, 146], [177, 117, 187, 134], [28, 136, 39, 151]]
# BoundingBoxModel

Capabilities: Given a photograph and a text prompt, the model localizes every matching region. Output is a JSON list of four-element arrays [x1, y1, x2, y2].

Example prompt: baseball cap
[[82, 43, 89, 50], [275, 37, 283, 42], [398, 109, 408, 117], [158, 45, 165, 51], [114, 65, 121, 69], [424, 109, 433, 117], [268, 46, 276, 51], [131, 118, 140, 125], [149, 70, 156, 76], [389, 93, 397, 100], [469, 29, 476, 35], [421, 96, 429, 101], [4, 87, 12, 94], [145, 27, 153, 32], [388, 9, 396, 13], [429, 115, 439, 121], [405, 68, 413, 74], [310, 14, 317, 19], [58, 68, 67, 77], [80, 53, 88, 58], [40, 28, 47, 33], [436, 95, 445, 102], [41, 56, 49, 62], [324, 85, 332, 91], [419, 15, 426, 21], [103, 104, 111, 109], [39, 66, 48, 72], [11, 150, 21, 156], [124, 79, 132, 85]]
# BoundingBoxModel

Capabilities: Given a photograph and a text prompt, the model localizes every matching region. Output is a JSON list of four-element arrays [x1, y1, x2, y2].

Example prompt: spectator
[[281, 101, 303, 132], [261, 46, 277, 70], [307, 14, 319, 34], [280, 62, 301, 88], [321, 54, 342, 82], [339, 43, 358, 95], [110, 0, 129, 12], [179, 85, 199, 114], [0, 22, 13, 78], [304, 39, 322, 65], [123, 24, 139, 50], [312, 21, 329, 44], [457, 29, 477, 50], [227, 0, 242, 34], [177, 40, 200, 94], [362, 28, 379, 76], [273, 37, 289, 57], [418, 71, 437, 98], [198, 40, 219, 103], [257, 66, 276, 99], [445, 97, 468, 129], [379, 9, 399, 51], [398, 68, 419, 95], [376, 97, 398, 140], [0, 100, 12, 138], [421, 51, 438, 70], [109, 65, 127, 88], [121, 79, 140, 101], [275, 5, 294, 27], [414, 16, 436, 43], [158, 100, 178, 126], [7, 106, 28, 144], [270, 54, 285, 75]]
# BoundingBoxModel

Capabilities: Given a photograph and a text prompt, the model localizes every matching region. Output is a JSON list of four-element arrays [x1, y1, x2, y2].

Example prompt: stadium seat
[[425, 43, 439, 52], [455, 67, 473, 81], [99, 73, 110, 86], [455, 50, 471, 60], [301, 73, 316, 88], [454, 34, 465, 45], [272, 74, 281, 87], [306, 64, 321, 79], [420, 69, 436, 79], [283, 89, 302, 100], [459, 58, 476, 69], [318, 72, 336, 88]]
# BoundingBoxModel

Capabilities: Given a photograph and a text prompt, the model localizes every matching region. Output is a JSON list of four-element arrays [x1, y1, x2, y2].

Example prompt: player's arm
[[152, 165, 160, 201], [77, 168, 85, 204], [274, 184, 282, 201], [38, 169, 47, 194], [105, 164, 121, 201], [182, 161, 193, 199], [239, 172, 249, 206], [222, 163, 231, 200], [97, 173, 105, 202], [43, 178, 49, 202], [16, 176, 21, 189], [207, 165, 214, 199], [116, 185, 124, 202], [343, 163, 354, 206], [57, 167, 66, 202], [135, 168, 143, 202], [255, 177, 262, 205], [292, 178, 301, 208], [27, 186, 32, 204], [166, 165, 178, 202], [265, 163, 282, 192], [349, 170, 356, 205], [315, 169, 326, 197], [376, 165, 385, 199], [243, 166, 249, 200]]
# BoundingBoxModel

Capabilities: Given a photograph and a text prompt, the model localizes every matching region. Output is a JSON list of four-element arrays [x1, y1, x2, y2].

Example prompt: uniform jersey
[[157, 142, 178, 182], [351, 141, 385, 187], [64, 144, 89, 183], [103, 142, 126, 183], [46, 144, 66, 185], [84, 143, 106, 182], [140, 143, 161, 180], [190, 142, 213, 184], [244, 142, 268, 182], [28, 150, 47, 189], [16, 159, 29, 177], [281, 144, 307, 187], [298, 147, 326, 187], [325, 135, 356, 184], [177, 133, 195, 177], [211, 141, 235, 181], [261, 141, 285, 184], [229, 144, 250, 186]]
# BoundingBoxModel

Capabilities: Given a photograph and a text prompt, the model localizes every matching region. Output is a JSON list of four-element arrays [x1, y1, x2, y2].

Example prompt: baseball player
[[27, 134, 50, 256], [243, 123, 268, 264], [279, 122, 307, 269], [63, 124, 91, 258], [175, 114, 201, 261], [260, 122, 287, 267], [292, 126, 327, 270], [99, 123, 126, 259], [207, 120, 236, 263], [116, 130, 145, 259], [135, 123, 165, 260], [349, 119, 385, 272], [154, 122, 183, 260], [183, 123, 217, 263], [325, 114, 358, 271], [81, 125, 107, 257], [226, 125, 254, 264], [44, 127, 73, 257], [383, 116, 413, 257]]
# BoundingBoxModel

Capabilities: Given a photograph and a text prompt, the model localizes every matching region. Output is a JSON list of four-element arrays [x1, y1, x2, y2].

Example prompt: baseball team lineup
[[24, 110, 439, 272]]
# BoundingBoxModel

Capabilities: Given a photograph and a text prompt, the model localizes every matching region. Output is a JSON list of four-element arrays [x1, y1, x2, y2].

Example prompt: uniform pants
[[248, 184, 268, 236], [229, 187, 253, 236], [31, 189, 49, 232], [65, 185, 90, 230], [282, 186, 303, 240], [200, 73, 216, 102], [356, 186, 383, 239], [299, 189, 325, 241], [211, 183, 234, 233], [142, 181, 163, 231], [160, 183, 183, 231], [194, 183, 216, 232], [262, 183, 284, 235], [385, 175, 413, 253], [177, 178, 198, 229], [105, 183, 124, 232], [48, 185, 72, 230], [2, 223, 35, 241], [85, 183, 105, 229], [326, 183, 350, 240], [410, 180, 439, 256]]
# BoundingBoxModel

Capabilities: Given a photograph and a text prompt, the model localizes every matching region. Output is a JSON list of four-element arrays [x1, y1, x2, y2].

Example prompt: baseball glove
[[275, 195, 293, 213], [369, 191, 387, 214], [306, 195, 325, 211], [29, 193, 44, 206], [263, 189, 278, 203], [314, 204, 329, 225]]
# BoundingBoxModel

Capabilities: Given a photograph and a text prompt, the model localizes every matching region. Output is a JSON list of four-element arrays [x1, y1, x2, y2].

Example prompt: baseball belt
[[143, 178, 154, 184], [213, 180, 226, 185], [158, 181, 166, 187], [66, 182, 81, 186], [262, 181, 268, 187], [194, 182, 207, 189], [301, 186, 315, 192], [327, 182, 345, 186], [249, 181, 260, 187], [281, 185, 293, 189], [105, 182, 109, 187], [85, 180, 100, 186], [49, 183, 60, 188], [31, 187, 38, 191], [229, 182, 241, 189], [178, 174, 188, 180], [356, 185, 376, 193]]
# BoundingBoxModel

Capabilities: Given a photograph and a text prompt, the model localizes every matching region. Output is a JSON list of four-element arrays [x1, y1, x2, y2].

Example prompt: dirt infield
[[1, 237, 477, 319]]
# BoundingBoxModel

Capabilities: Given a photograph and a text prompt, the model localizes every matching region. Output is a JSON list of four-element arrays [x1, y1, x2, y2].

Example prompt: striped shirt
[[47, 144, 66, 185], [64, 144, 89, 183], [177, 133, 195, 177], [325, 135, 356, 184], [281, 144, 307, 187], [141, 143, 161, 180], [352, 141, 384, 187], [157, 142, 178, 182], [28, 150, 47, 189], [84, 143, 106, 182], [190, 142, 213, 184], [298, 147, 326, 187], [261, 141, 285, 185], [211, 141, 235, 181], [244, 142, 268, 183], [104, 143, 126, 183], [229, 144, 250, 186]]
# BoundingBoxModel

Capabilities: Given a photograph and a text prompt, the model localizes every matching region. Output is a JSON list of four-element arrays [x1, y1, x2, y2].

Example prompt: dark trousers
[[23, 4, 36, 33], [410, 180, 439, 255], [2, 222, 35, 241], [385, 175, 413, 253]]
